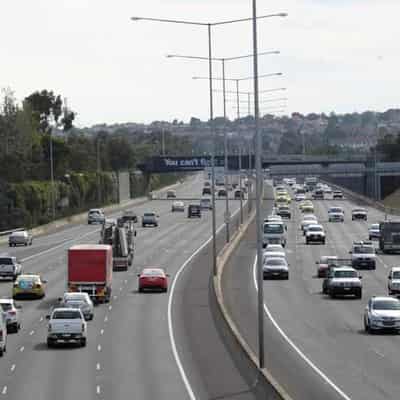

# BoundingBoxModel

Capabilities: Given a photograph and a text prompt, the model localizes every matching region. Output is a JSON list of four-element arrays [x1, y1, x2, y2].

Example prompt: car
[[305, 224, 326, 244], [350, 241, 376, 270], [388, 267, 400, 296], [0, 299, 22, 333], [312, 189, 324, 200], [234, 190, 244, 200], [188, 204, 201, 218], [59, 292, 94, 321], [316, 256, 338, 278], [204, 181, 211, 187], [276, 205, 291, 219], [323, 267, 362, 298], [368, 223, 381, 240], [352, 208, 368, 221], [8, 230, 32, 247], [138, 268, 169, 292], [263, 257, 289, 279], [202, 187, 212, 196], [333, 190, 343, 199], [263, 221, 287, 248], [218, 189, 227, 197], [87, 209, 105, 225], [300, 215, 318, 233], [142, 212, 159, 227], [46, 308, 87, 347], [262, 249, 286, 263], [121, 210, 138, 224], [294, 193, 306, 202], [0, 312, 7, 357], [166, 190, 176, 199], [300, 203, 314, 214], [364, 296, 400, 333], [328, 206, 345, 222], [200, 198, 212, 210], [12, 274, 46, 299], [265, 243, 284, 252], [0, 255, 22, 281], [171, 201, 185, 212], [264, 214, 283, 223]]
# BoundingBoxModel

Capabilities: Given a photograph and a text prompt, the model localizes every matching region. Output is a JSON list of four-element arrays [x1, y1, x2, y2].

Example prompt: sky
[[1, 0, 399, 127]]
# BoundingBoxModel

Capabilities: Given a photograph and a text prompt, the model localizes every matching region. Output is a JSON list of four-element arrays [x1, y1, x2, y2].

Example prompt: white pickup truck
[[0, 256, 22, 281], [46, 308, 87, 347]]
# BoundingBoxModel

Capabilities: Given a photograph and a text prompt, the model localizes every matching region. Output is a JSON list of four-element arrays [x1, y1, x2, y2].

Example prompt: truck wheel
[[47, 338, 54, 348], [356, 290, 362, 299], [80, 338, 87, 347]]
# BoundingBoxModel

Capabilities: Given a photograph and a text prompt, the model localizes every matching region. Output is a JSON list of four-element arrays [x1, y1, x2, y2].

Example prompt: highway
[[0, 174, 247, 400], [222, 183, 400, 400]]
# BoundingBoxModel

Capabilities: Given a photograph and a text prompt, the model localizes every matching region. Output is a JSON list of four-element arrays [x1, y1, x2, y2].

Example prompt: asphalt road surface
[[0, 174, 249, 400], [223, 183, 400, 400]]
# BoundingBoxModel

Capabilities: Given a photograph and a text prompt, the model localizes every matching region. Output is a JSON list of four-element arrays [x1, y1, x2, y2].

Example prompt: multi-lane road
[[223, 183, 400, 400], [0, 174, 251, 400]]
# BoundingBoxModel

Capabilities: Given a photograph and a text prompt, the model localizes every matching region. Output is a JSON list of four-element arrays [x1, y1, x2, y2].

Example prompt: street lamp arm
[[131, 16, 208, 26], [223, 50, 280, 61], [211, 13, 288, 26], [194, 72, 282, 82]]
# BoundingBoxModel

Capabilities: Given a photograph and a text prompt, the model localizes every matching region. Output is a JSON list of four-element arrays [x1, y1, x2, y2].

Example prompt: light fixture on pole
[[132, 13, 286, 276]]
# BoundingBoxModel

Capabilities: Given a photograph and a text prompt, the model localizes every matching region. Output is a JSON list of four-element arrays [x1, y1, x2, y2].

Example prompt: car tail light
[[8, 311, 16, 316]]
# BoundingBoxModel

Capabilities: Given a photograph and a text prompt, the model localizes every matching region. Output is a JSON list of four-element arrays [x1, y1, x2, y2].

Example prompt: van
[[263, 221, 287, 248], [200, 198, 212, 210], [0, 313, 7, 356]]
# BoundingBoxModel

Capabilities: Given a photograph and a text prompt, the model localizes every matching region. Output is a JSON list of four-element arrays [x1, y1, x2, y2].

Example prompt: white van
[[0, 312, 7, 356], [263, 221, 287, 248]]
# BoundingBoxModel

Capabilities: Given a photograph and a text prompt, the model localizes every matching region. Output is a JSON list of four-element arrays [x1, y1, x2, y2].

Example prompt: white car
[[200, 198, 212, 210], [59, 292, 94, 321], [328, 207, 344, 222], [0, 299, 22, 333], [88, 209, 105, 224], [46, 308, 87, 347], [350, 241, 376, 270], [364, 296, 400, 333], [171, 201, 185, 212], [306, 224, 326, 244], [300, 215, 318, 233], [264, 214, 283, 223], [388, 267, 400, 296], [0, 255, 22, 281], [8, 230, 33, 247], [263, 257, 289, 279], [323, 267, 362, 298], [294, 193, 306, 202], [262, 249, 286, 262], [368, 223, 380, 240]]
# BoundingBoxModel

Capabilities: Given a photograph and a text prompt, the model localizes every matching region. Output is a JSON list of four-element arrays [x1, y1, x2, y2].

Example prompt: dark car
[[121, 210, 138, 224], [277, 206, 291, 219], [188, 204, 201, 218], [202, 187, 212, 196], [333, 190, 343, 199], [234, 190, 244, 200], [218, 189, 227, 197], [142, 212, 158, 227], [312, 190, 324, 200]]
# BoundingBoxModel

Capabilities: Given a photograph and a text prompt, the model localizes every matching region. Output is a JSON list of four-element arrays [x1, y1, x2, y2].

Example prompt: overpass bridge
[[137, 156, 400, 200]]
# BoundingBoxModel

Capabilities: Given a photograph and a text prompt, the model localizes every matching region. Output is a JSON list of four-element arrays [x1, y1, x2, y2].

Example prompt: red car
[[138, 268, 169, 292], [316, 256, 338, 278]]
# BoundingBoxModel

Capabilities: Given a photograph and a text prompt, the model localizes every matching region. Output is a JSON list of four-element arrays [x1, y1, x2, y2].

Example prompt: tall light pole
[[97, 136, 102, 206], [49, 128, 56, 219], [131, 12, 285, 276], [167, 50, 279, 241]]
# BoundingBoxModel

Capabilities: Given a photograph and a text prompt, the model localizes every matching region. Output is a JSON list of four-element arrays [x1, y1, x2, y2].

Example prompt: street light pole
[[253, 0, 265, 369], [49, 128, 56, 220], [97, 137, 102, 206], [239, 145, 243, 223]]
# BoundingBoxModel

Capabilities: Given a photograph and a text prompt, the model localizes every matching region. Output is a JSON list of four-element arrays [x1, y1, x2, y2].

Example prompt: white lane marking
[[113, 295, 117, 300], [21, 228, 101, 262], [96, 385, 101, 395], [97, 344, 102, 352], [39, 316, 44, 322], [252, 256, 352, 400], [19, 346, 24, 352], [108, 305, 112, 311], [29, 330, 34, 336], [2, 386, 7, 395], [167, 201, 243, 400], [10, 364, 15, 372], [119, 287, 123, 291], [123, 279, 127, 284], [371, 348, 385, 358], [96, 363, 101, 371], [104, 316, 108, 323], [100, 329, 104, 335]]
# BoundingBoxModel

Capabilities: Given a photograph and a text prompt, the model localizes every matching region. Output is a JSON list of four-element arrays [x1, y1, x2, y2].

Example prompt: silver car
[[59, 292, 94, 321], [0, 299, 22, 333], [364, 296, 400, 333], [9, 230, 32, 247], [88, 209, 105, 224], [263, 257, 289, 280]]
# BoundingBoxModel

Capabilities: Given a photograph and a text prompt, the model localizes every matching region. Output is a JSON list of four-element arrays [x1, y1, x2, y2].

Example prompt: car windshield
[[370, 224, 380, 230], [334, 270, 357, 278], [144, 213, 155, 217], [353, 209, 365, 213], [330, 208, 342, 213], [321, 256, 337, 264], [392, 271, 400, 279], [264, 224, 284, 234], [0, 303, 12, 311], [308, 226, 322, 232], [354, 246, 374, 254], [373, 300, 400, 311], [52, 310, 82, 319], [266, 259, 286, 266], [142, 269, 163, 277], [0, 258, 13, 265], [89, 210, 101, 215]]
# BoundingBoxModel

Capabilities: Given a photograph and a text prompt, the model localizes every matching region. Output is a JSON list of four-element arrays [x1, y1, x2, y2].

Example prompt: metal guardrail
[[0, 228, 25, 237]]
